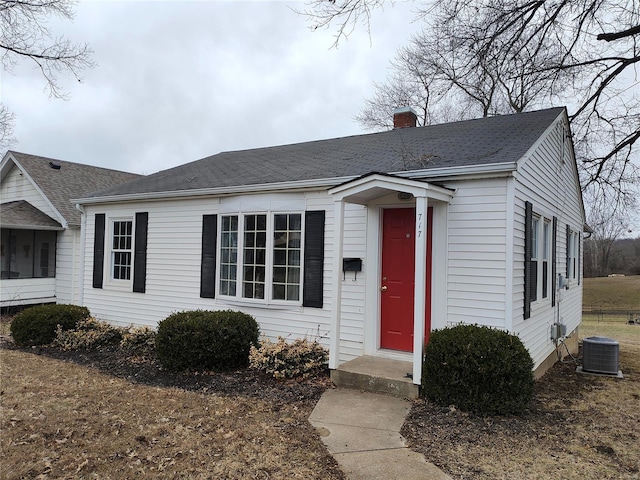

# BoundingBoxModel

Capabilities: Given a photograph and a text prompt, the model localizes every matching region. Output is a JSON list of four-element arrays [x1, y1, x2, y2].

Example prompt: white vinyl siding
[[446, 179, 509, 328], [513, 115, 584, 369], [55, 229, 80, 304], [82, 193, 347, 357]]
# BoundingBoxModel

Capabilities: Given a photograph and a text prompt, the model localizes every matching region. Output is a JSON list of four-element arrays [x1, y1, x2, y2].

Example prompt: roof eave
[[73, 162, 518, 205]]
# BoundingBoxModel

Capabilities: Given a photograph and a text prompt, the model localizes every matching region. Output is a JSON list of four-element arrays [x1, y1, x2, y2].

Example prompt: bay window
[[218, 212, 303, 303]]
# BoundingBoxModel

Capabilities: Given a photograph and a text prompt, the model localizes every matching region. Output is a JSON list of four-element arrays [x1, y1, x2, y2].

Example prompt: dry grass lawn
[[403, 316, 640, 479], [582, 275, 640, 310], [0, 348, 343, 479]]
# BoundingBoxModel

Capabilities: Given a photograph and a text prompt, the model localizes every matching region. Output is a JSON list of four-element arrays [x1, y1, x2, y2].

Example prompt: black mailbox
[[342, 258, 362, 280], [343, 258, 362, 272]]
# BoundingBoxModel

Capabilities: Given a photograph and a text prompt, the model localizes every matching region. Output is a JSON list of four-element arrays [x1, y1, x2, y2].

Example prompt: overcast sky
[[2, 0, 422, 175]]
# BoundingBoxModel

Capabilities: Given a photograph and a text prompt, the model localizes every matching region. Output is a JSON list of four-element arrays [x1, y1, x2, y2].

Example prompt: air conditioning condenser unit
[[582, 336, 620, 375]]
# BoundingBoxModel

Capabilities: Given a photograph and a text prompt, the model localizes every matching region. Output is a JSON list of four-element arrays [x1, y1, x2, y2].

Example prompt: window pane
[[244, 232, 254, 247], [273, 284, 285, 300], [288, 266, 300, 284], [531, 260, 538, 302], [257, 215, 267, 230], [274, 214, 287, 231], [287, 285, 299, 301], [274, 249, 286, 266], [290, 215, 301, 230], [273, 266, 286, 283]]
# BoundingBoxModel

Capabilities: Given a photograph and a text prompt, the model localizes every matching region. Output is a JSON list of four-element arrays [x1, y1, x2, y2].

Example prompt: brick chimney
[[393, 107, 418, 129]]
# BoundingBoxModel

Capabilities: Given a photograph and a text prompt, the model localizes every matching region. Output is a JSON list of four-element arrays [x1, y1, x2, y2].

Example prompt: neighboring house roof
[[2, 152, 142, 227], [81, 107, 566, 201], [0, 200, 63, 230]]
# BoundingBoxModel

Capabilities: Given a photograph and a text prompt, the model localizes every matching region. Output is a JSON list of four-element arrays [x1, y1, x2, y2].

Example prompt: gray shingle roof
[[83, 107, 565, 200], [0, 200, 63, 229], [9, 152, 142, 226]]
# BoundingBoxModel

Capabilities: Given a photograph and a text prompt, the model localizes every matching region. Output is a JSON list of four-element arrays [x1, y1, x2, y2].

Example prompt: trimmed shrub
[[155, 310, 259, 371], [249, 336, 329, 379], [422, 324, 534, 415], [120, 326, 156, 356], [10, 304, 90, 346], [52, 318, 124, 351]]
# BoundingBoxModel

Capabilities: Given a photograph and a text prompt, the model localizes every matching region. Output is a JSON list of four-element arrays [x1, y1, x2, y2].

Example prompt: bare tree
[[1, 0, 94, 151], [303, 0, 640, 205], [0, 104, 15, 151], [584, 199, 634, 276]]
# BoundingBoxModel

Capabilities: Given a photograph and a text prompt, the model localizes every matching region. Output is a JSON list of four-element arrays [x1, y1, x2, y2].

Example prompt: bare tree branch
[[301, 0, 640, 209], [0, 0, 94, 145]]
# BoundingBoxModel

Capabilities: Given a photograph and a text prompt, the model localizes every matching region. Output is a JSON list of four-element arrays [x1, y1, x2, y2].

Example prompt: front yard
[[1, 312, 639, 479], [0, 331, 344, 479]]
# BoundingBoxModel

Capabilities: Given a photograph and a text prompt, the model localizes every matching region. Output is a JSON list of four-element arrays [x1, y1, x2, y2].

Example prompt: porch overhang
[[327, 172, 453, 384], [0, 201, 64, 231], [328, 172, 454, 204]]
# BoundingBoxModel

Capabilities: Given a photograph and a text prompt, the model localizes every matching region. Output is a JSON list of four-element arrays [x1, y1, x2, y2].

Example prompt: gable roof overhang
[[329, 172, 455, 205], [0, 201, 64, 230], [1, 152, 68, 228]]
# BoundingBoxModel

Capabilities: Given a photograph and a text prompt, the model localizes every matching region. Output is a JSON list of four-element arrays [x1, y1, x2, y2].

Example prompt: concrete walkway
[[309, 389, 452, 480]]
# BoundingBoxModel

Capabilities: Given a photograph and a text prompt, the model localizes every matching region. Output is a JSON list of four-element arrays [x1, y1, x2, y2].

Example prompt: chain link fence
[[582, 308, 640, 324]]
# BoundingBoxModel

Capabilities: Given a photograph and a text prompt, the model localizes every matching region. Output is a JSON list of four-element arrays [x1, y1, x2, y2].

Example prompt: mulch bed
[[0, 336, 333, 409]]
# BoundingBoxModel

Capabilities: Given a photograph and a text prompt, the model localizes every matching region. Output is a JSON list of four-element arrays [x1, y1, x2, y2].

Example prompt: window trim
[[107, 217, 134, 287], [525, 202, 554, 319], [216, 211, 305, 306], [567, 228, 580, 283]]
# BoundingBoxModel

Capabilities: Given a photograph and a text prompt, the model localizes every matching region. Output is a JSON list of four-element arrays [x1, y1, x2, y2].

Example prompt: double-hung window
[[220, 216, 238, 296], [525, 202, 554, 319], [272, 213, 302, 301], [111, 220, 132, 281], [531, 217, 539, 302], [542, 220, 550, 299], [218, 212, 302, 303], [567, 229, 579, 281]]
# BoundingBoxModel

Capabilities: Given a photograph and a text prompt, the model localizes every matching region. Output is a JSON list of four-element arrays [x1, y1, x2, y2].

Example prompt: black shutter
[[303, 210, 325, 308], [200, 214, 217, 298], [552, 216, 557, 307], [133, 212, 148, 293], [92, 214, 105, 289], [524, 201, 532, 320]]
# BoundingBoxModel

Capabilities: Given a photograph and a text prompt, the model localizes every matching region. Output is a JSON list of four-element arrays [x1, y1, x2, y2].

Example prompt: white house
[[0, 152, 141, 309], [74, 107, 586, 389]]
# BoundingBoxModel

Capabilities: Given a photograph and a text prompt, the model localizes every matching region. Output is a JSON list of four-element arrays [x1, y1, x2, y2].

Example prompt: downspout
[[75, 203, 87, 306]]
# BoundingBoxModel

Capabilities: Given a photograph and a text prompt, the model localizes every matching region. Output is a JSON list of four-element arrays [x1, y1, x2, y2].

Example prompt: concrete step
[[330, 356, 419, 399]]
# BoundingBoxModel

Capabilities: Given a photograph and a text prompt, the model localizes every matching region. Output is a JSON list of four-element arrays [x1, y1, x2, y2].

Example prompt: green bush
[[52, 318, 124, 351], [249, 336, 328, 379], [155, 310, 259, 371], [422, 324, 534, 415], [120, 325, 156, 356], [10, 304, 90, 346]]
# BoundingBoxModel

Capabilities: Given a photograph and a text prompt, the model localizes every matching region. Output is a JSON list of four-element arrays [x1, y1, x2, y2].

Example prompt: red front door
[[380, 207, 432, 352]]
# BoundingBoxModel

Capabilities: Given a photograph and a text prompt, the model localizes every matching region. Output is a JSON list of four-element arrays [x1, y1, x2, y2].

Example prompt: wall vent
[[582, 336, 619, 375]]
